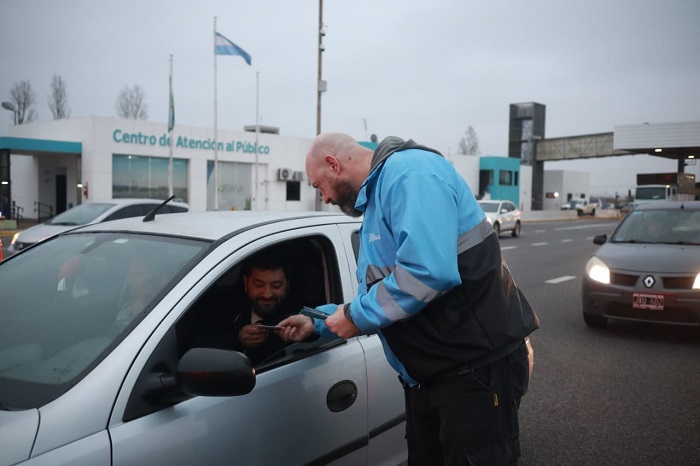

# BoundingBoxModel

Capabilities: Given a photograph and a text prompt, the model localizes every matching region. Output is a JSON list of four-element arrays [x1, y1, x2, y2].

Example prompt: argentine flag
[[215, 32, 252, 65]]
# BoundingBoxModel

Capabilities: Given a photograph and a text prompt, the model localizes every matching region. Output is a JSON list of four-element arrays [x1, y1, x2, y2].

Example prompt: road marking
[[561, 239, 574, 243], [501, 246, 517, 251], [532, 242, 548, 246], [546, 275, 576, 284]]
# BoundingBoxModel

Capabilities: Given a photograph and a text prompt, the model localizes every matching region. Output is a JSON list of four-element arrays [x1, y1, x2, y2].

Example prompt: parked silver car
[[582, 201, 700, 327], [7, 198, 189, 255], [0, 211, 407, 466], [478, 199, 522, 237]]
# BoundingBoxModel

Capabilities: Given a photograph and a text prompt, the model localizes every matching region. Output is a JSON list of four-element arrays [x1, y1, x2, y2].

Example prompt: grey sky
[[1, 0, 699, 195]]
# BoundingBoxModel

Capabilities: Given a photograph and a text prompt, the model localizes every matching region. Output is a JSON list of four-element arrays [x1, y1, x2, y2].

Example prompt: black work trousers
[[402, 342, 530, 466]]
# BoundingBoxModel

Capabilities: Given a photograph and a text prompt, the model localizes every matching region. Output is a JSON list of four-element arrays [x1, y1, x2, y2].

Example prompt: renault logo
[[643, 275, 655, 288]]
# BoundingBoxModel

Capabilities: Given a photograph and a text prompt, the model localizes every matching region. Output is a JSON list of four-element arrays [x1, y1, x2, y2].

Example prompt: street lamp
[[1, 101, 17, 125]]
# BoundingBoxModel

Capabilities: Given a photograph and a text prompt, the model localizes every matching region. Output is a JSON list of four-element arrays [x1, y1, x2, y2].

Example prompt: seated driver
[[230, 250, 299, 363]]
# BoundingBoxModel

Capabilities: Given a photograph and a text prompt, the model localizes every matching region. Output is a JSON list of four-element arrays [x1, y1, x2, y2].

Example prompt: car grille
[[610, 272, 697, 290], [611, 272, 638, 287]]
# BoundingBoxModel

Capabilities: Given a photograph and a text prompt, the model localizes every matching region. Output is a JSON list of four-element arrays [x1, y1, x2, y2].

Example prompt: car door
[[108, 225, 370, 466], [498, 201, 512, 231]]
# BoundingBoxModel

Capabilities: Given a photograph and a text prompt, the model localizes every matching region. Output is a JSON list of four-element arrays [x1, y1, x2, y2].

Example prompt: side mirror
[[593, 234, 607, 245], [177, 348, 256, 397]]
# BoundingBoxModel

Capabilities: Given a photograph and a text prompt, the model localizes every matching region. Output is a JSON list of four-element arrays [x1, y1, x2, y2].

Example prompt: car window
[[104, 204, 148, 221], [47, 202, 116, 225], [0, 233, 208, 409], [175, 235, 344, 371], [478, 202, 499, 213]]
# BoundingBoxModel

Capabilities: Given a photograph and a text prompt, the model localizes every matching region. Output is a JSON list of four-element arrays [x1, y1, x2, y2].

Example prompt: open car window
[[175, 235, 345, 371]]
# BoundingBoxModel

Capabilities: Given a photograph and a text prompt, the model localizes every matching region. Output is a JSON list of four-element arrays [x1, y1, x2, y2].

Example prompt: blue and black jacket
[[317, 136, 539, 386]]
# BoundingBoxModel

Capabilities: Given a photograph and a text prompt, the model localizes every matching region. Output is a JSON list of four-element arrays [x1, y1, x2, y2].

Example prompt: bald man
[[280, 132, 539, 466]]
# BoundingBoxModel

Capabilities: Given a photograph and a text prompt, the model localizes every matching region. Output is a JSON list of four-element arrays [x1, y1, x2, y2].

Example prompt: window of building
[[206, 161, 252, 210], [286, 181, 301, 201], [113, 154, 189, 201], [499, 170, 513, 186]]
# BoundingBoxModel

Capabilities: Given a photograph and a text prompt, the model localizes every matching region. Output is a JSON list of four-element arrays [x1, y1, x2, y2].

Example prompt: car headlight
[[693, 274, 700, 290], [10, 232, 19, 245], [586, 256, 610, 284]]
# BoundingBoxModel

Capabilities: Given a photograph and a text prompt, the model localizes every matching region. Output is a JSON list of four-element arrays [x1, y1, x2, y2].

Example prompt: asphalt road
[[500, 220, 700, 465]]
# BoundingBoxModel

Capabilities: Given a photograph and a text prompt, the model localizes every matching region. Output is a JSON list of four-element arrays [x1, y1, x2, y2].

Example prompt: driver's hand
[[239, 324, 269, 348]]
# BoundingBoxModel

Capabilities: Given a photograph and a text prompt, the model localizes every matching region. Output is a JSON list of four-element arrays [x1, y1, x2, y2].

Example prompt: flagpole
[[213, 16, 219, 210], [168, 54, 174, 197], [254, 71, 260, 211]]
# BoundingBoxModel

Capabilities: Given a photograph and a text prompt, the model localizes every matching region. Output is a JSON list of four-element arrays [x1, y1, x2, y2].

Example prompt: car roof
[[69, 210, 355, 241]]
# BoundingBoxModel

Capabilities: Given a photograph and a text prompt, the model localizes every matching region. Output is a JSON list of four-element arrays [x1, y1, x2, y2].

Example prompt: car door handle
[[326, 380, 358, 413]]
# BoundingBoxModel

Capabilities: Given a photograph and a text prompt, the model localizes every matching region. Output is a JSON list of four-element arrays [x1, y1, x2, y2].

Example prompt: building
[[0, 117, 323, 220]]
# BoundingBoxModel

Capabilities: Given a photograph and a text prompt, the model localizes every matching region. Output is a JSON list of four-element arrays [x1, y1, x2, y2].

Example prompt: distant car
[[561, 199, 598, 216], [582, 201, 700, 328], [478, 199, 522, 237], [7, 198, 189, 255], [0, 211, 407, 465]]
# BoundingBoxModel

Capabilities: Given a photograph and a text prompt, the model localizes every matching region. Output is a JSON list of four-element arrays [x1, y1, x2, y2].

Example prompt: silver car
[[582, 201, 700, 327], [0, 211, 407, 466], [478, 199, 522, 237], [7, 198, 189, 255]]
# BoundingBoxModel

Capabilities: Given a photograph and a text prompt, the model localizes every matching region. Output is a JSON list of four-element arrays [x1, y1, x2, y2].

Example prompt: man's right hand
[[278, 315, 315, 342], [239, 324, 269, 348]]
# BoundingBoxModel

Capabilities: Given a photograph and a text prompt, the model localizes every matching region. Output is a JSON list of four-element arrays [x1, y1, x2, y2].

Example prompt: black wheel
[[511, 221, 521, 237], [583, 313, 607, 327], [591, 209, 596, 216], [493, 222, 500, 236]]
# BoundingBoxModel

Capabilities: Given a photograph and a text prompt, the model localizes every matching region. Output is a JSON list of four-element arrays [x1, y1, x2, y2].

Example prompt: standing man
[[280, 132, 539, 465]]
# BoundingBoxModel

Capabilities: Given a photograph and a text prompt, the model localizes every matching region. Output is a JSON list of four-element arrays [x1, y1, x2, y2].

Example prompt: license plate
[[633, 293, 664, 310]]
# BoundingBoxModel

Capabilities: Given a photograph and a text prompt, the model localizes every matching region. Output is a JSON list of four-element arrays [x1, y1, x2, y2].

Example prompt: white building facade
[[2, 117, 323, 219]]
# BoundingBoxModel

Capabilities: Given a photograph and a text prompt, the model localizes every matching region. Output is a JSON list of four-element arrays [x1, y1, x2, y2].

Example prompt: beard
[[334, 178, 363, 218], [250, 297, 285, 319]]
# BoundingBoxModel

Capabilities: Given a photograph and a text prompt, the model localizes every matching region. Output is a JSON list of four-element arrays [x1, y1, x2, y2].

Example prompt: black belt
[[411, 339, 527, 388]]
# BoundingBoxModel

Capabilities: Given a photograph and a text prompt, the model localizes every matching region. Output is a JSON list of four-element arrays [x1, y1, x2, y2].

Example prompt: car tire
[[591, 209, 596, 216], [583, 313, 607, 327], [493, 222, 500, 236], [511, 221, 521, 237]]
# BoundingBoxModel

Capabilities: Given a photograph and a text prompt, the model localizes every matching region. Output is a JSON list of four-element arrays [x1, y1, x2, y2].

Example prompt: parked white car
[[0, 210, 406, 466], [7, 198, 189, 255], [561, 199, 598, 216], [478, 200, 522, 237]]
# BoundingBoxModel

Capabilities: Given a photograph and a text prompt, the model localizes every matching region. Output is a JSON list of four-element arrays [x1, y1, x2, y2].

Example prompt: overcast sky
[[1, 0, 699, 196]]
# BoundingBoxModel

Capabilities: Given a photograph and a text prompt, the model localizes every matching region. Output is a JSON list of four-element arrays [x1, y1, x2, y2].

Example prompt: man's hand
[[325, 305, 360, 339], [278, 315, 316, 342], [238, 324, 269, 348]]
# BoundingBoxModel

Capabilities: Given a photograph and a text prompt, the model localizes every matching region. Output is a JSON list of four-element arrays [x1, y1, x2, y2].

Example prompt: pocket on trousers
[[508, 343, 530, 400], [464, 433, 520, 466]]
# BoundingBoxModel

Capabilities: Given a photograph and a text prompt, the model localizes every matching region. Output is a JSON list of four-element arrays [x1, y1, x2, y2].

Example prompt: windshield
[[611, 209, 700, 244], [0, 232, 208, 409], [478, 202, 499, 213], [635, 187, 667, 201], [47, 202, 116, 225]]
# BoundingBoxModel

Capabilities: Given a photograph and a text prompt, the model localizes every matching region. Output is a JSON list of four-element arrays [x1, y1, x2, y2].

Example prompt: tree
[[48, 74, 71, 120], [457, 125, 480, 156], [115, 84, 149, 120], [8, 80, 38, 124]]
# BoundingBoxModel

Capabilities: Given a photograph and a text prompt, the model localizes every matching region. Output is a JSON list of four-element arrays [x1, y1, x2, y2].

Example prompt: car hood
[[0, 409, 39, 465], [596, 243, 700, 274], [14, 223, 75, 245]]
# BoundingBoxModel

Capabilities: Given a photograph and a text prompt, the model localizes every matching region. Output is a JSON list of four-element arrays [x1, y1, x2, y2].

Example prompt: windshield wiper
[[50, 222, 79, 226]]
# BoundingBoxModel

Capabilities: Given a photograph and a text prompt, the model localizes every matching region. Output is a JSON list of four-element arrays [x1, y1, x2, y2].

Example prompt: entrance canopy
[[535, 121, 700, 165], [0, 136, 82, 156]]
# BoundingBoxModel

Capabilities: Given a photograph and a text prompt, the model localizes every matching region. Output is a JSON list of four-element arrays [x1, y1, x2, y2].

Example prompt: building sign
[[112, 129, 271, 155]]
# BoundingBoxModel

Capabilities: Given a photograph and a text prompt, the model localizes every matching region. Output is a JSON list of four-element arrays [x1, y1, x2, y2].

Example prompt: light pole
[[1, 102, 18, 125]]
